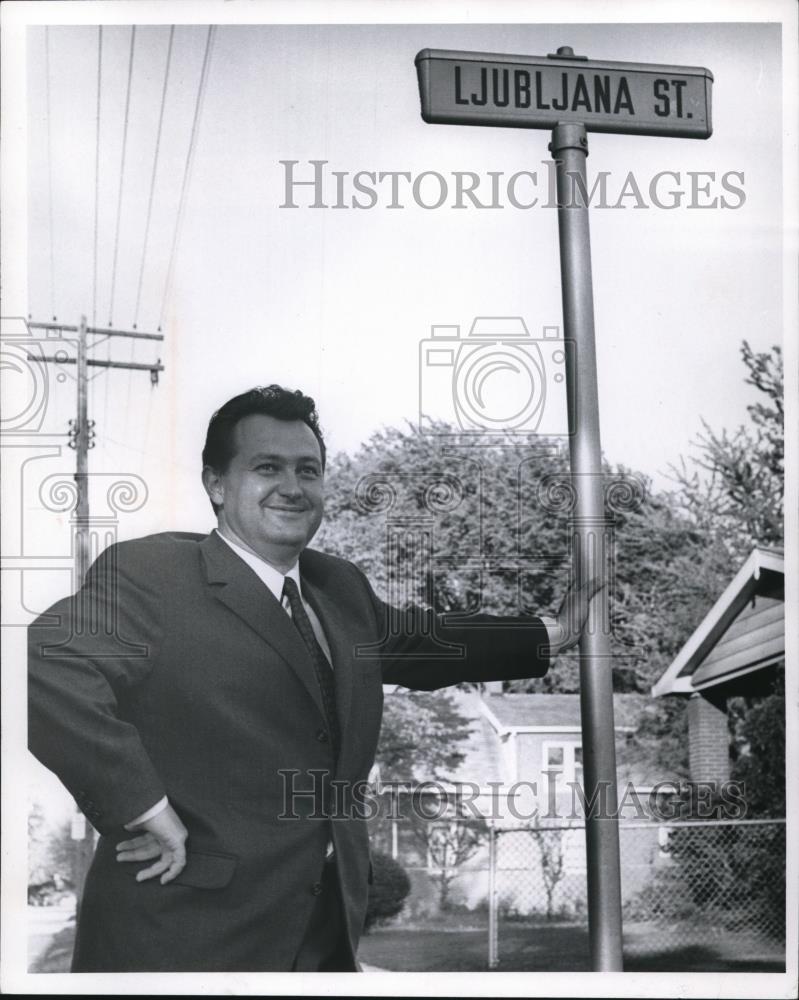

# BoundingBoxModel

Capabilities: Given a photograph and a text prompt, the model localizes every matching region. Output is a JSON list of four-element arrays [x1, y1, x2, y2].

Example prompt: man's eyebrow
[[249, 452, 321, 464]]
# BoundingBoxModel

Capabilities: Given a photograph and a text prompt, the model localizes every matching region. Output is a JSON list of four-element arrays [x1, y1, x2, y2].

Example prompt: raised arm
[[354, 565, 604, 691]]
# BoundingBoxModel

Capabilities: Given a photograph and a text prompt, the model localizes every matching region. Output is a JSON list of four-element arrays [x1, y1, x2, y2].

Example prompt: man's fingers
[[116, 832, 161, 863], [116, 842, 162, 863], [548, 577, 609, 655], [116, 833, 158, 853], [116, 804, 188, 883], [159, 854, 187, 885], [135, 857, 173, 882], [131, 842, 187, 883]]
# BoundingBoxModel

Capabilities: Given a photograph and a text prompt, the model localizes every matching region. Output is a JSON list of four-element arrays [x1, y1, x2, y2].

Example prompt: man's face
[[204, 414, 324, 570]]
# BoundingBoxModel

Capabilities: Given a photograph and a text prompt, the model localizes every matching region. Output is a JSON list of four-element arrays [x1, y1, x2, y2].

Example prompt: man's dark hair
[[202, 385, 326, 514]]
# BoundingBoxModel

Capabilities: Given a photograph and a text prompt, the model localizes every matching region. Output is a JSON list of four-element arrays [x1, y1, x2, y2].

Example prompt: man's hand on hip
[[115, 804, 188, 884]]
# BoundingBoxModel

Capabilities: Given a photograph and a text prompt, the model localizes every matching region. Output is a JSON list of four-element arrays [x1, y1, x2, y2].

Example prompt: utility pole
[[75, 317, 90, 581], [27, 314, 164, 899]]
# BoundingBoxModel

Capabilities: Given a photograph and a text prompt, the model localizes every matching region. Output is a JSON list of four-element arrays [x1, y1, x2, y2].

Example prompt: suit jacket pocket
[[171, 851, 238, 889]]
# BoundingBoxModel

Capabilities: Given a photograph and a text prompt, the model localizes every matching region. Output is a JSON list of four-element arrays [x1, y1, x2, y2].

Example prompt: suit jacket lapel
[[199, 533, 327, 721]]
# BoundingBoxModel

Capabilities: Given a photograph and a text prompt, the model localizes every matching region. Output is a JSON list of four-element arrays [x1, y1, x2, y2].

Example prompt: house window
[[542, 741, 583, 786]]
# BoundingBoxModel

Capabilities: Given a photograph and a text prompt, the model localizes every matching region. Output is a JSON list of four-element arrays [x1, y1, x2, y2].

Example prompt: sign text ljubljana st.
[[415, 46, 713, 971]]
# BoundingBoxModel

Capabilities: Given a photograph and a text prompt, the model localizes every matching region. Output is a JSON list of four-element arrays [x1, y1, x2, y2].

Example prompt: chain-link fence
[[368, 814, 786, 970], [485, 818, 785, 968], [620, 819, 786, 957]]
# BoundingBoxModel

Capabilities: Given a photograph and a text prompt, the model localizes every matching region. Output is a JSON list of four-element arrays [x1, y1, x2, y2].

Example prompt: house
[[369, 687, 677, 919], [651, 547, 785, 786]]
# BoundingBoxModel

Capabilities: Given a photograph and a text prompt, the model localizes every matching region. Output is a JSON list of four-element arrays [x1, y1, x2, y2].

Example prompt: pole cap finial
[[548, 46, 589, 61]]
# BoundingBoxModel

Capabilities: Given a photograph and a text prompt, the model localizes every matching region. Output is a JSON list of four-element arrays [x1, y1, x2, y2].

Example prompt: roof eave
[[651, 547, 785, 697]]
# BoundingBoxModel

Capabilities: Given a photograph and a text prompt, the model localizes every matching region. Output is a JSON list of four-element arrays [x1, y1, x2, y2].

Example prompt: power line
[[158, 25, 216, 332], [104, 27, 137, 437], [108, 26, 137, 326], [133, 26, 174, 330], [44, 27, 56, 320], [126, 27, 174, 444], [91, 26, 103, 327]]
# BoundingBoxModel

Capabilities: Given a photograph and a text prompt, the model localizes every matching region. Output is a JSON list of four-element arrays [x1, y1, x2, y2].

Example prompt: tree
[[410, 803, 486, 912], [321, 422, 740, 683], [669, 341, 783, 555], [376, 690, 475, 783], [316, 422, 575, 622], [625, 342, 784, 774], [28, 801, 50, 890], [317, 423, 719, 701], [28, 803, 75, 904], [729, 666, 785, 818], [527, 818, 566, 920], [625, 694, 690, 778], [317, 342, 784, 781]]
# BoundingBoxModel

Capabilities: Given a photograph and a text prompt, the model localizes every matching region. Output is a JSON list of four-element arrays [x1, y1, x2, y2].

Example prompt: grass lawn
[[358, 922, 786, 973], [31, 917, 785, 974]]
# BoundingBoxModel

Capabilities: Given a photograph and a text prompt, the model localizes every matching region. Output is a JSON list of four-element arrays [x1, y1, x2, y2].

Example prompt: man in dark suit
[[28, 385, 600, 972]]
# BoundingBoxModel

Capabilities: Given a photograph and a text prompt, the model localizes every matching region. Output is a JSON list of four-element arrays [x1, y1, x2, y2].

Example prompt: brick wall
[[687, 693, 730, 784]]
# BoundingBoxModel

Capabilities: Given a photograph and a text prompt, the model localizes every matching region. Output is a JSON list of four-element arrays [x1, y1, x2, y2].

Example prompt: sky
[[13, 13, 787, 554]]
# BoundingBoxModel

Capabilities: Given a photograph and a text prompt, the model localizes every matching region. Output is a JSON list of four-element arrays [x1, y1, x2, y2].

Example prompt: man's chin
[[259, 525, 312, 551], [263, 530, 305, 547]]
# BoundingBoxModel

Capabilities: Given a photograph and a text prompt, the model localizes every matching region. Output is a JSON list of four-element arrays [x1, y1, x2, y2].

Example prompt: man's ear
[[202, 466, 224, 508]]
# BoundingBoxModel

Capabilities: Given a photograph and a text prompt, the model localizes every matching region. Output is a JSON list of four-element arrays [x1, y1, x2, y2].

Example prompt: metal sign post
[[550, 120, 623, 970], [414, 44, 713, 972]]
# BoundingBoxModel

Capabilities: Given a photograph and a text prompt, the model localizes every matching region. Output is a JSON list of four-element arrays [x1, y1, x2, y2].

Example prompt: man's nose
[[277, 472, 303, 497]]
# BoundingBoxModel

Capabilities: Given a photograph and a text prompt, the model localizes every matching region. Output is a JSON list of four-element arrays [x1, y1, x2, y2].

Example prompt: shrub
[[364, 851, 411, 932]]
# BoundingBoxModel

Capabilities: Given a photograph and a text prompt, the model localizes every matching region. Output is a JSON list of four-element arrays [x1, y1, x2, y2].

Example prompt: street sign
[[416, 48, 713, 138], [414, 43, 715, 971]]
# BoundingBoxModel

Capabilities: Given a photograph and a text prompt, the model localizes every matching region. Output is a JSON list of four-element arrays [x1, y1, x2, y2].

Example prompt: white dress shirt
[[215, 530, 333, 664]]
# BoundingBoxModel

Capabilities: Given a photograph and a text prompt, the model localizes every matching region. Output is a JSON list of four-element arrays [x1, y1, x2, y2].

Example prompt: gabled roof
[[651, 547, 785, 697], [485, 693, 581, 727], [446, 696, 508, 786], [380, 689, 675, 792], [481, 692, 647, 731]]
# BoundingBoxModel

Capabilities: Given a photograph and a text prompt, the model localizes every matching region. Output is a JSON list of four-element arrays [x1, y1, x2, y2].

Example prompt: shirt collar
[[214, 529, 302, 604]]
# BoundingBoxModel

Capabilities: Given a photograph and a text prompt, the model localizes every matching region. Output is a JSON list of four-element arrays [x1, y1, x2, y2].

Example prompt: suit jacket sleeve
[[351, 564, 551, 690], [28, 542, 167, 833]]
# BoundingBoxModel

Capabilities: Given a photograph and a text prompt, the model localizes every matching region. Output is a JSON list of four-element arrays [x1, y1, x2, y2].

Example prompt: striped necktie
[[281, 576, 340, 762]]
